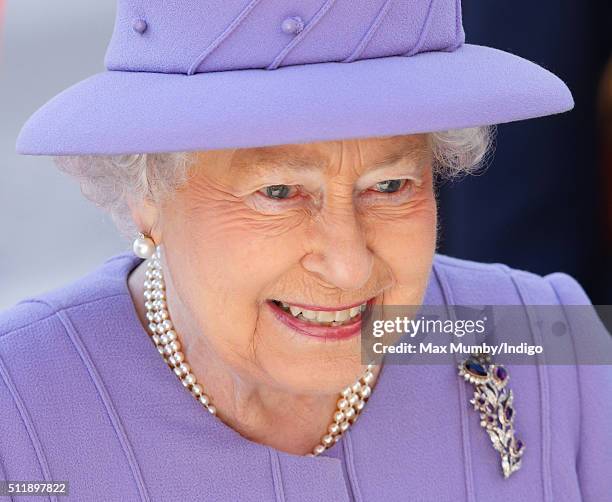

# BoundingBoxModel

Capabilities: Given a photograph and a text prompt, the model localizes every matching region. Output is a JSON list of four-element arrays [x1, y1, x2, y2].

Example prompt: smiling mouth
[[269, 300, 369, 327]]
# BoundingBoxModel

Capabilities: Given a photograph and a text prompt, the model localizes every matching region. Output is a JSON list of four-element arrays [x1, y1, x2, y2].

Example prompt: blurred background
[[1, 0, 611, 310], [437, 0, 612, 304], [0, 0, 125, 310]]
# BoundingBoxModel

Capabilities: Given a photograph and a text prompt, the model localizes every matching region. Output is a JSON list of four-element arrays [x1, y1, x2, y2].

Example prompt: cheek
[[161, 191, 310, 337], [189, 200, 309, 292]]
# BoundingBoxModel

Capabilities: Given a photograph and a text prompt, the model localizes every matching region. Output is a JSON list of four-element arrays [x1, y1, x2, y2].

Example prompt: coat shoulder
[[0, 252, 140, 478], [0, 252, 139, 341], [430, 254, 591, 305]]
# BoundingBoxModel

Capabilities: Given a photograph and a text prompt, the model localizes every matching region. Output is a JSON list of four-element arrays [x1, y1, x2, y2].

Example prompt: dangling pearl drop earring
[[133, 232, 156, 259]]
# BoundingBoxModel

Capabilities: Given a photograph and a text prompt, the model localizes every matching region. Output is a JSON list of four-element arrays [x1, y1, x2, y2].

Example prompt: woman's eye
[[259, 185, 298, 200], [371, 179, 406, 193]]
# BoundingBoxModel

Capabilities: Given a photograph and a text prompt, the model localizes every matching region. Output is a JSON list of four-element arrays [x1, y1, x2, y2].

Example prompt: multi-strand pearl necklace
[[143, 247, 378, 456]]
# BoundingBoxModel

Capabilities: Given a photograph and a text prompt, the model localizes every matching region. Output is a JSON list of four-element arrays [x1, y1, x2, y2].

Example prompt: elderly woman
[[2, 1, 612, 501]]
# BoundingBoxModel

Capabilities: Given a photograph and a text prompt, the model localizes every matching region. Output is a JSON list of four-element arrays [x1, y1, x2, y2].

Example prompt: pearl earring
[[133, 232, 156, 259]]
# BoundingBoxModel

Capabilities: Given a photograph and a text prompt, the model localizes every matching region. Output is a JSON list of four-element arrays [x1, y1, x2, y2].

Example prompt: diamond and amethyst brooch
[[458, 355, 524, 478]]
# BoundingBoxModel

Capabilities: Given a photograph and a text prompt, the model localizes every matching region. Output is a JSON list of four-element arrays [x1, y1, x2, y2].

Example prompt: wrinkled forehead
[[204, 135, 430, 177]]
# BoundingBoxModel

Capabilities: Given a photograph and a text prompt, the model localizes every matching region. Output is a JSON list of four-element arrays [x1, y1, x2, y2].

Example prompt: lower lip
[[267, 300, 373, 341]]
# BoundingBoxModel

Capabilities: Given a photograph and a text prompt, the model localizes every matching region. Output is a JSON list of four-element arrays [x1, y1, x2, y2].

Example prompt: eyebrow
[[229, 153, 326, 178], [231, 147, 428, 176], [369, 150, 428, 174]]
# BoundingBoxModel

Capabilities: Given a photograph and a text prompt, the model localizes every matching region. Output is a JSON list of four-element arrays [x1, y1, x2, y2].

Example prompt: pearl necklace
[[143, 247, 378, 456]]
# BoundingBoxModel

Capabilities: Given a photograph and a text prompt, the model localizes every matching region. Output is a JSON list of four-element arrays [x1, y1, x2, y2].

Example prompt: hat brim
[[16, 44, 573, 156]]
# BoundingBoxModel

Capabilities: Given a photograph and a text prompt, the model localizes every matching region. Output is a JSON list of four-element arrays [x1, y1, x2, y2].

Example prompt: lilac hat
[[16, 0, 574, 156]]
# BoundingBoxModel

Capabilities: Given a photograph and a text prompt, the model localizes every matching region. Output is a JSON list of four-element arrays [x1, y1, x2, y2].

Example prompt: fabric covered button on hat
[[132, 18, 148, 34], [281, 16, 304, 35]]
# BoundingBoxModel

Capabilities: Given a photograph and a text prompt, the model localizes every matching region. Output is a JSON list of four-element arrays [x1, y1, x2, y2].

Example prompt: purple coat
[[1, 252, 611, 501]]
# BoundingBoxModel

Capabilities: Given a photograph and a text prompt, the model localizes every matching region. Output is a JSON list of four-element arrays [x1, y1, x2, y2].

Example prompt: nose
[[301, 206, 373, 291]]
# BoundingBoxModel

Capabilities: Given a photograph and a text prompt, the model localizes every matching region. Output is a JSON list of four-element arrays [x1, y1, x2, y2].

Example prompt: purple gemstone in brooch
[[458, 355, 525, 478]]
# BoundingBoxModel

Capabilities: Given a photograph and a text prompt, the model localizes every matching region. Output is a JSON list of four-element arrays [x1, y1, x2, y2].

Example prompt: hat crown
[[105, 0, 464, 75]]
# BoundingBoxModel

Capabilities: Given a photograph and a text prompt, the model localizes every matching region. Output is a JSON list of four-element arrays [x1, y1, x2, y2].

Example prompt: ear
[[127, 195, 163, 244]]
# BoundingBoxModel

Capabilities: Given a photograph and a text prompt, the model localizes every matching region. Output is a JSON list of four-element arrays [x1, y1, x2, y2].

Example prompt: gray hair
[[53, 126, 495, 237]]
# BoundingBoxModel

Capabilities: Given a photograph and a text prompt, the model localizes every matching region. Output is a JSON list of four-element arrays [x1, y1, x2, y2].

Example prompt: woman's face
[[151, 134, 437, 394]]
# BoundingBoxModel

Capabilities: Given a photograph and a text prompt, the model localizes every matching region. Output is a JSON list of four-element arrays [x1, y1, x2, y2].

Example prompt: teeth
[[277, 301, 367, 325], [334, 310, 351, 322], [301, 310, 317, 320], [317, 311, 336, 323]]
